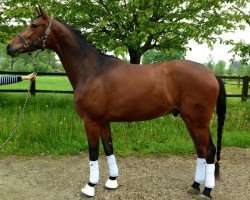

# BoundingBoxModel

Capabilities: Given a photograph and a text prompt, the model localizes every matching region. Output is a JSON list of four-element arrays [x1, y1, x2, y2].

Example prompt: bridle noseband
[[18, 17, 53, 54]]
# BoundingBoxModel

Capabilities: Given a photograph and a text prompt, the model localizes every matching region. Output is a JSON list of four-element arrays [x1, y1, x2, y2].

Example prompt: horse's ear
[[35, 7, 41, 16], [38, 5, 48, 19]]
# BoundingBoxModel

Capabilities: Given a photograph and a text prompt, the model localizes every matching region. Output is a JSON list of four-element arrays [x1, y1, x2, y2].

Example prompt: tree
[[230, 41, 250, 65], [204, 54, 215, 70], [228, 7, 249, 64], [214, 60, 226, 76], [227, 63, 235, 76], [236, 64, 247, 77], [141, 48, 186, 64], [244, 64, 250, 76], [1, 1, 249, 64], [0, 43, 16, 70]]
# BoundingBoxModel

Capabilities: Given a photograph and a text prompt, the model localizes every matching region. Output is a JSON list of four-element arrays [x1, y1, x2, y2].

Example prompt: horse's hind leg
[[182, 115, 216, 199], [202, 135, 216, 199], [100, 123, 119, 189]]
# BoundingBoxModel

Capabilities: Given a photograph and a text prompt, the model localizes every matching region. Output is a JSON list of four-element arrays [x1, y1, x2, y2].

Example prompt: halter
[[18, 17, 53, 54]]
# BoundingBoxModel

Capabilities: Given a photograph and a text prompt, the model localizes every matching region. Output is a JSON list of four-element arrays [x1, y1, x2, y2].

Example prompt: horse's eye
[[31, 24, 38, 29]]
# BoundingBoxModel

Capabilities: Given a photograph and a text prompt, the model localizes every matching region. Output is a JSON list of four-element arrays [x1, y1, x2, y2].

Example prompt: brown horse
[[7, 7, 226, 199]]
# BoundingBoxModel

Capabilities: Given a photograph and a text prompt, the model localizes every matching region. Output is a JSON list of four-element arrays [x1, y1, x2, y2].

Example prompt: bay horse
[[7, 7, 226, 199]]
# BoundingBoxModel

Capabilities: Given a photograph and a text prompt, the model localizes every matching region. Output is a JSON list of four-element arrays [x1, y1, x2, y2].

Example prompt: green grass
[[224, 80, 250, 95], [1, 76, 72, 91], [0, 77, 249, 157]]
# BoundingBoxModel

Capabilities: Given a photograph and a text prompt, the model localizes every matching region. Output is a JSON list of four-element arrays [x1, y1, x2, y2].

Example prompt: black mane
[[57, 19, 117, 59]]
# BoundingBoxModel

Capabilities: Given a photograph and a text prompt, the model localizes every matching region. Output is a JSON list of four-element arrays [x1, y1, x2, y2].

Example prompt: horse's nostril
[[6, 44, 12, 55], [7, 44, 10, 50]]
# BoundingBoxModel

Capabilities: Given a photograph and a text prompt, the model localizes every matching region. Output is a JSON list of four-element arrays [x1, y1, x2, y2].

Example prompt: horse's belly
[[103, 82, 175, 122], [105, 100, 173, 122]]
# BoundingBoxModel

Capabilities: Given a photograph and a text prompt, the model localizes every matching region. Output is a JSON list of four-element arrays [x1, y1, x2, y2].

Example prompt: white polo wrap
[[89, 160, 99, 184], [205, 163, 215, 188], [195, 158, 206, 184], [107, 154, 119, 177]]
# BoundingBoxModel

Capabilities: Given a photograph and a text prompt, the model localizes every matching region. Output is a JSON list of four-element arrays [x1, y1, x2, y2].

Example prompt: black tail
[[215, 76, 226, 178]]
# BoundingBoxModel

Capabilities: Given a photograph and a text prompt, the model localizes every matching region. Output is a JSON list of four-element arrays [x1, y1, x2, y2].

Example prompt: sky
[[185, 26, 250, 66]]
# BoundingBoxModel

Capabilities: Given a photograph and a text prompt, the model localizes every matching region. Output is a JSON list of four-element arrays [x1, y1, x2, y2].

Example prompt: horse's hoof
[[105, 178, 118, 189], [81, 184, 95, 197], [194, 194, 212, 200], [187, 187, 200, 195]]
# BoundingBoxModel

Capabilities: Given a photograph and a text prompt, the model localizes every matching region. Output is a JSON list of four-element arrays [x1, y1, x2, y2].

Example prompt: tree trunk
[[128, 48, 142, 64]]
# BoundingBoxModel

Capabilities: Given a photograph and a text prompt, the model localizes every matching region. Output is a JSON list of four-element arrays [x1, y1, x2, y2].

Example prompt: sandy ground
[[0, 147, 249, 200]]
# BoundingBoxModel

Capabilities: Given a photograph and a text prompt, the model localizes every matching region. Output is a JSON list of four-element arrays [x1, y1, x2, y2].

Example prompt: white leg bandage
[[89, 160, 99, 184], [107, 155, 119, 177], [195, 158, 206, 184], [205, 163, 215, 189]]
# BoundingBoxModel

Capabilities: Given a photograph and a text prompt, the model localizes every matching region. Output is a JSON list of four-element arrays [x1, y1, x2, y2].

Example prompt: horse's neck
[[49, 21, 101, 89]]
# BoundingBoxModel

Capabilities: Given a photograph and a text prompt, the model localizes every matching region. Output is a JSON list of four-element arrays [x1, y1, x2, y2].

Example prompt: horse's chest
[[74, 87, 106, 119]]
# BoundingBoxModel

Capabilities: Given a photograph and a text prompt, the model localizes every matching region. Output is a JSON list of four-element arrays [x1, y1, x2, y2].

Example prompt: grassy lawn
[[0, 77, 249, 157], [0, 76, 73, 91], [223, 80, 250, 95]]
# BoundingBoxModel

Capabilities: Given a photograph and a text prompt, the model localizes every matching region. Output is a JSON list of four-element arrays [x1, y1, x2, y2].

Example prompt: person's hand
[[21, 72, 37, 80]]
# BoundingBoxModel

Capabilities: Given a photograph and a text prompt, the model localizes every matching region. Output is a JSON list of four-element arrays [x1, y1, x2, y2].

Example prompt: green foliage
[[225, 62, 250, 77], [244, 64, 250, 76], [227, 63, 235, 76], [204, 54, 215, 70], [230, 41, 250, 65], [236, 64, 245, 77], [0, 43, 63, 72], [141, 48, 186, 64], [214, 60, 226, 76], [0, 0, 249, 64]]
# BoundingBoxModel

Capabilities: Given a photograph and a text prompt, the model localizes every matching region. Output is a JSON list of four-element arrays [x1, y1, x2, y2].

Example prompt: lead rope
[[0, 54, 38, 150]]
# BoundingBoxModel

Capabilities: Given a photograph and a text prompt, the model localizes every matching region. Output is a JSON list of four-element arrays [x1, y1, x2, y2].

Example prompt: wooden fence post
[[241, 76, 249, 101]]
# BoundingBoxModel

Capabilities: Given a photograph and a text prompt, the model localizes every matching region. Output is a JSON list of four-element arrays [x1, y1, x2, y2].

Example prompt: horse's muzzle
[[6, 43, 22, 57], [6, 44, 16, 57]]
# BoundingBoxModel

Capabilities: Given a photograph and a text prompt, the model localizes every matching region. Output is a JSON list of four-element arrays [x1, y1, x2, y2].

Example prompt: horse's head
[[7, 6, 53, 57]]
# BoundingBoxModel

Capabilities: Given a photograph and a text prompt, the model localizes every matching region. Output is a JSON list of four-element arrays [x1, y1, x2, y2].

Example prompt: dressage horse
[[7, 7, 226, 199]]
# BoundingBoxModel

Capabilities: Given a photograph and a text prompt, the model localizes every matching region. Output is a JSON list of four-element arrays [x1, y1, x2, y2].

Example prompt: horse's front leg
[[100, 123, 119, 189], [81, 117, 101, 197]]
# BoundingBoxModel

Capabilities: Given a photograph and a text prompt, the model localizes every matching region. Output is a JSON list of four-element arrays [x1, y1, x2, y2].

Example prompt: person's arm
[[0, 76, 22, 85], [0, 73, 36, 85]]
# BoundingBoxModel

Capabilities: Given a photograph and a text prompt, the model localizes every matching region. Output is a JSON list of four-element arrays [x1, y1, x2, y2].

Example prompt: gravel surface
[[0, 147, 249, 200]]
